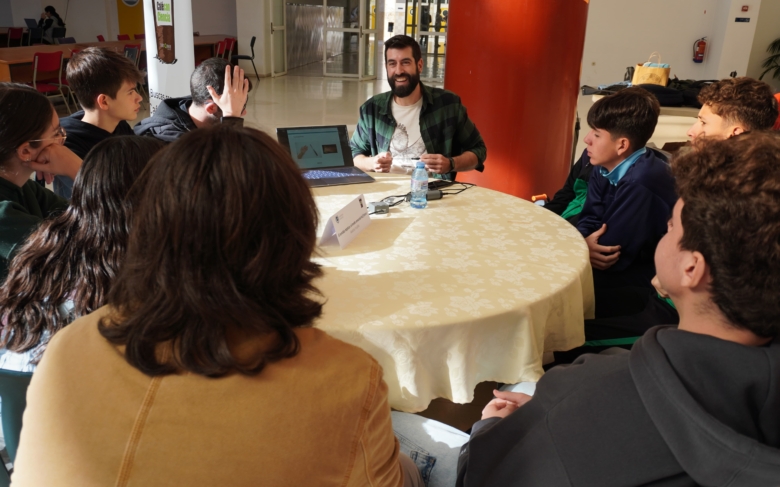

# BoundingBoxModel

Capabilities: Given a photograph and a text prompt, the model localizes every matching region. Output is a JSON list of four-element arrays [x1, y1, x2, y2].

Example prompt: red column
[[445, 0, 589, 199]]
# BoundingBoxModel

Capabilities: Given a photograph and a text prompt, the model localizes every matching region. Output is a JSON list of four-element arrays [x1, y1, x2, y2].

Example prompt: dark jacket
[[56, 111, 134, 199], [133, 97, 197, 142], [0, 178, 67, 282], [576, 149, 676, 288], [457, 326, 780, 486], [133, 96, 245, 143], [545, 149, 595, 225]]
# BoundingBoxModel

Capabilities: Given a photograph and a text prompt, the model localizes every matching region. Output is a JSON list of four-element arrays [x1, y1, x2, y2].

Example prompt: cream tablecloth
[[312, 174, 594, 412]]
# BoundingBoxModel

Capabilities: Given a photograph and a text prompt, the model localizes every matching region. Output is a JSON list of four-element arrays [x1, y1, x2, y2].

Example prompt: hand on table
[[481, 390, 533, 420], [585, 224, 620, 271], [23, 144, 82, 180], [373, 152, 393, 172], [420, 154, 452, 174], [207, 65, 249, 118]]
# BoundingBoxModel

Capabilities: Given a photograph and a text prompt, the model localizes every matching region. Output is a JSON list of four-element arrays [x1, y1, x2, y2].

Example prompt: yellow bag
[[631, 52, 670, 86]]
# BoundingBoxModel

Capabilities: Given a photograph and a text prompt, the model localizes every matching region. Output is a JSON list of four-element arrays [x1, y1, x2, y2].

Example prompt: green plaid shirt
[[350, 83, 486, 180]]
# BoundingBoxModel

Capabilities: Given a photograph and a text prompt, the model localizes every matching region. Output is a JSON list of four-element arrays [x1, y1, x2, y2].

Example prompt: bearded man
[[350, 35, 486, 180]]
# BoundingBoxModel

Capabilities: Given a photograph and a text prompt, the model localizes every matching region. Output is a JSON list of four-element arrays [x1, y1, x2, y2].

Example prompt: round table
[[312, 173, 594, 412]]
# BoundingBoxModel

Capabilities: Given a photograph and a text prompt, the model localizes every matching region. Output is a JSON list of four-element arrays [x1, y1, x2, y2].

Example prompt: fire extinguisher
[[693, 37, 707, 63]]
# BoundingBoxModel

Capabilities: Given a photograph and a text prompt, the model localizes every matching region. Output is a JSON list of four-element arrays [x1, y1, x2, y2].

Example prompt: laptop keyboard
[[303, 170, 352, 180]]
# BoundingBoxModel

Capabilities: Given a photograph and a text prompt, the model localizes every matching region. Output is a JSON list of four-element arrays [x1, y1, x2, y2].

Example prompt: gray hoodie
[[457, 326, 780, 486]]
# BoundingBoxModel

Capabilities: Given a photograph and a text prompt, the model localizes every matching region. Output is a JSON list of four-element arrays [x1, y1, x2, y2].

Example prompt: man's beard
[[388, 71, 421, 98]]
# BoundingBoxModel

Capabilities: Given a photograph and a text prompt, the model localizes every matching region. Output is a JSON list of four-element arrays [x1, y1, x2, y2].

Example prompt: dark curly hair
[[671, 132, 780, 337], [587, 86, 660, 151], [0, 136, 164, 363], [99, 125, 323, 377], [697, 77, 777, 131]]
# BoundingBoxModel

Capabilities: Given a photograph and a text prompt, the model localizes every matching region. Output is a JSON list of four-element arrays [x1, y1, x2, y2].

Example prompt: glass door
[[405, 0, 448, 83], [270, 0, 288, 77], [323, 0, 378, 80]]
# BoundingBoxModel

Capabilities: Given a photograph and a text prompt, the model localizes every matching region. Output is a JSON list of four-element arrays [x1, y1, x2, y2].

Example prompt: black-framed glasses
[[29, 126, 67, 145]]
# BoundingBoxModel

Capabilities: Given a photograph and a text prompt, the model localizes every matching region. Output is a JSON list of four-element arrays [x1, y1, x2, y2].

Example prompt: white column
[[143, 0, 195, 113]]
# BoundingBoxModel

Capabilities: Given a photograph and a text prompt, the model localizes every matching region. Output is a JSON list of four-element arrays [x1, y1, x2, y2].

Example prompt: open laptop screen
[[277, 125, 353, 170], [24, 18, 39, 29]]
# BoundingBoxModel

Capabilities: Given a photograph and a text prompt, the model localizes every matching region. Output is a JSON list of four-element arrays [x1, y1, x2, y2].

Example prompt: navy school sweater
[[576, 148, 677, 288]]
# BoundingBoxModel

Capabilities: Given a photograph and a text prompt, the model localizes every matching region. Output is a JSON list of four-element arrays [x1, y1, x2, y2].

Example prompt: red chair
[[96, 35, 105, 42], [7, 27, 23, 47], [214, 40, 226, 58], [134, 33, 145, 40], [222, 38, 236, 60], [117, 34, 131, 41], [30, 51, 71, 113]]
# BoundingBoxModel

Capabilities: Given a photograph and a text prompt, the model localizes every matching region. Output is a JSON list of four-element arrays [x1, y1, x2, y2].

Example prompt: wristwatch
[[447, 157, 455, 173]]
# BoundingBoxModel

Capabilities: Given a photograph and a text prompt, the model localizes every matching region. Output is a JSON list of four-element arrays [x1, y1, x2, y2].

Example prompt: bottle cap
[[415, 161, 425, 169]]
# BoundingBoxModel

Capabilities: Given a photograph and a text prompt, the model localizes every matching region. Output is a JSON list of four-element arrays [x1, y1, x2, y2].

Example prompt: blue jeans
[[391, 382, 537, 486], [391, 412, 469, 487]]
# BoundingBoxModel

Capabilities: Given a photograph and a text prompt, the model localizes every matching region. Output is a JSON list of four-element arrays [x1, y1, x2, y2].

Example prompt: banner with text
[[143, 0, 195, 114]]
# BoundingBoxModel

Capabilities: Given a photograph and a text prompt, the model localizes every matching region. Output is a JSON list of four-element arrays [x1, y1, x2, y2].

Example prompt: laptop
[[276, 125, 375, 188], [24, 18, 38, 29]]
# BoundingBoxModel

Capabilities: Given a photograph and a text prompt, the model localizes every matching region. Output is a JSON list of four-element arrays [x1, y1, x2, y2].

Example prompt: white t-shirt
[[389, 97, 427, 172]]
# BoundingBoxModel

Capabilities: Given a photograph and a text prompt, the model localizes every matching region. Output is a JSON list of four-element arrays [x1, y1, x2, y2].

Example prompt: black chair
[[231, 36, 259, 80], [26, 27, 43, 46], [51, 27, 66, 42]]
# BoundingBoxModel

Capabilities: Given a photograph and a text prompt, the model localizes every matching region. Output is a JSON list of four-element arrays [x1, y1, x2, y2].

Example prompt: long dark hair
[[99, 126, 323, 378], [0, 84, 53, 169], [0, 136, 164, 363], [44, 6, 65, 26]]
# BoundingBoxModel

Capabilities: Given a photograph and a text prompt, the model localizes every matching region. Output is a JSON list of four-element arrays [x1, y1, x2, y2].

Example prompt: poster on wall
[[143, 0, 195, 113]]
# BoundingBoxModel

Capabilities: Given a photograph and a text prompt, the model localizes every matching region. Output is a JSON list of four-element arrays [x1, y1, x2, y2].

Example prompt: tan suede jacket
[[13, 306, 404, 487]]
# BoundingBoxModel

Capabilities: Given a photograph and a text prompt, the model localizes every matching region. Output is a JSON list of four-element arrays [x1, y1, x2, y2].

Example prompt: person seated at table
[[54, 47, 144, 199], [542, 150, 594, 225], [0, 136, 164, 372], [134, 58, 250, 142], [0, 83, 82, 282], [396, 131, 780, 486], [38, 5, 65, 45], [12, 125, 423, 487], [576, 87, 676, 291], [350, 35, 486, 180], [688, 76, 778, 140], [557, 76, 780, 360]]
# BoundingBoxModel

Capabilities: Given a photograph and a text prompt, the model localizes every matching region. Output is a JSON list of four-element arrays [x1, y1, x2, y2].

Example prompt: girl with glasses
[[0, 135, 164, 372], [0, 83, 83, 281]]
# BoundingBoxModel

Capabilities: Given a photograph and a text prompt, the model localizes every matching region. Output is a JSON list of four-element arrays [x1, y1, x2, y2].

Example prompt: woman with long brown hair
[[13, 125, 422, 487], [0, 136, 164, 371], [0, 83, 83, 281]]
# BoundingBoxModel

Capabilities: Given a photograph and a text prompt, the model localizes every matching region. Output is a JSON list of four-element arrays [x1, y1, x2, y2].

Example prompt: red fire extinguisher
[[693, 37, 707, 63]]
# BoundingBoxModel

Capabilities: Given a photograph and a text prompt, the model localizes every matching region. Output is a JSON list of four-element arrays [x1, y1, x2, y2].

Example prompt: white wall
[[581, 0, 730, 86], [746, 0, 780, 91], [40, 0, 117, 43], [716, 0, 760, 78], [10, 0, 42, 27], [236, 0, 268, 76], [191, 0, 236, 36], [0, 0, 14, 27]]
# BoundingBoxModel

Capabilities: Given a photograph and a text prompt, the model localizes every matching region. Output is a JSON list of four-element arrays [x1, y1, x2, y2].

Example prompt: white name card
[[320, 194, 371, 249]]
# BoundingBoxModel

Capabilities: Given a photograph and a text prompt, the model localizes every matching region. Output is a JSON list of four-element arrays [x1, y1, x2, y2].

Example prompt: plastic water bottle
[[410, 161, 428, 209]]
